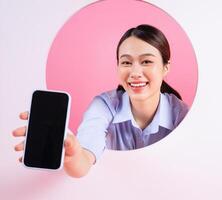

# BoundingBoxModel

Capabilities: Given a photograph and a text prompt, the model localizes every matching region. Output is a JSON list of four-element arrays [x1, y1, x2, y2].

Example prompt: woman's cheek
[[119, 70, 129, 82], [146, 67, 162, 80]]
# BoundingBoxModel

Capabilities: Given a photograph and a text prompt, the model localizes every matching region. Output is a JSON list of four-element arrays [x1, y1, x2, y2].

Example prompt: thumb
[[64, 134, 79, 157]]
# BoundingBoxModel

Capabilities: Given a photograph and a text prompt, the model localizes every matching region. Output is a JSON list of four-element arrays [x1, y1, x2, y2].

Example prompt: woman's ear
[[163, 61, 170, 76]]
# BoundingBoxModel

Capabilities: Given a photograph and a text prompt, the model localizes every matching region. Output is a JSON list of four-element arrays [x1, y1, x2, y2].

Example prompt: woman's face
[[117, 36, 169, 102]]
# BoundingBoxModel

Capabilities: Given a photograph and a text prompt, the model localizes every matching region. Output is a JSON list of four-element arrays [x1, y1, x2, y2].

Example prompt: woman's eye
[[121, 61, 132, 66], [142, 60, 153, 65]]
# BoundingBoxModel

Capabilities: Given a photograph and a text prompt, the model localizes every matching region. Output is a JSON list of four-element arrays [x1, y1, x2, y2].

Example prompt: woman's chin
[[128, 91, 150, 101]]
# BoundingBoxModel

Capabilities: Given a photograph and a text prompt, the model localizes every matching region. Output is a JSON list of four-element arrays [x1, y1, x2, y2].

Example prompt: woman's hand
[[12, 111, 95, 177], [12, 111, 28, 162], [63, 132, 96, 178], [63, 132, 82, 164]]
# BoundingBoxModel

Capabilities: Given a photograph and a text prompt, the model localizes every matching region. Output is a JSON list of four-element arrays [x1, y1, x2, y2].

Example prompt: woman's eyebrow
[[139, 53, 156, 57], [120, 53, 156, 59], [119, 54, 131, 59]]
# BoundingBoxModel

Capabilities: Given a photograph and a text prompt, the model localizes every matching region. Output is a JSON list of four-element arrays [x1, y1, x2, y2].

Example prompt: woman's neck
[[130, 93, 160, 130]]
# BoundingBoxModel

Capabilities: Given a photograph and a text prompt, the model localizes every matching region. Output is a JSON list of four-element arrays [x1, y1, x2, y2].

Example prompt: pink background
[[3, 0, 221, 200], [46, 0, 198, 133]]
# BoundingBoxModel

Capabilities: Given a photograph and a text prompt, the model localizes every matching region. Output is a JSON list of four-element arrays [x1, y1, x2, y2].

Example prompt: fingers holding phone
[[13, 112, 76, 165], [12, 112, 29, 162], [12, 111, 29, 137], [13, 107, 95, 177]]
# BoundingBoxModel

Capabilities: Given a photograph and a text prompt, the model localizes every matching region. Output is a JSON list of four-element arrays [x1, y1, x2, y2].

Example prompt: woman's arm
[[63, 133, 95, 178], [64, 95, 114, 177]]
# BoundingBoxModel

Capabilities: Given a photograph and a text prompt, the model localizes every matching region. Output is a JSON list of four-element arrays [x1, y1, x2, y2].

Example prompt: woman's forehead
[[118, 36, 161, 58]]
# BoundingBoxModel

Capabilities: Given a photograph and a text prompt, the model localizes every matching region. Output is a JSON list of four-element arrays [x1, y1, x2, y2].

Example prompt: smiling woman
[[13, 24, 190, 178], [76, 24, 189, 160], [12, 0, 197, 179]]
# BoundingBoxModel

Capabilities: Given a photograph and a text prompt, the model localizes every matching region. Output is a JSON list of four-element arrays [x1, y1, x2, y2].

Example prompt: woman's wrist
[[63, 148, 92, 178]]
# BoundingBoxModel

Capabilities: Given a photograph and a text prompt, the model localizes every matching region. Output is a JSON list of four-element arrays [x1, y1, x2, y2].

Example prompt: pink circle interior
[[46, 0, 198, 133]]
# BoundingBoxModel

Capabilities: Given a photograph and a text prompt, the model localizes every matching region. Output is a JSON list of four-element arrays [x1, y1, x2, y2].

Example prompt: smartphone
[[23, 90, 71, 170]]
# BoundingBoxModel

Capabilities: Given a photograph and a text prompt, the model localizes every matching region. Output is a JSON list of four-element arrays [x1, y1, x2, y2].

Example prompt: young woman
[[13, 24, 188, 178]]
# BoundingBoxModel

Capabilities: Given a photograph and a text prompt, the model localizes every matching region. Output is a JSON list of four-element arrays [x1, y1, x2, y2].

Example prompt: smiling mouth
[[128, 82, 148, 88]]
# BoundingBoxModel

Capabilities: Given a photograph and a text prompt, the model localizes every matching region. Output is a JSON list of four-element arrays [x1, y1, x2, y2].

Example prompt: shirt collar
[[158, 93, 174, 131], [112, 92, 174, 134], [112, 92, 133, 123], [143, 93, 174, 134]]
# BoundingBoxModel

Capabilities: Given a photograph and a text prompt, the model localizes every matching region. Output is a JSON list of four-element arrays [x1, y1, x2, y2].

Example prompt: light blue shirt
[[77, 89, 189, 161]]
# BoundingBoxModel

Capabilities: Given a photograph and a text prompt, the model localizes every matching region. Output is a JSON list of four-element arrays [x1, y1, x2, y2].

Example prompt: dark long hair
[[116, 24, 182, 100]]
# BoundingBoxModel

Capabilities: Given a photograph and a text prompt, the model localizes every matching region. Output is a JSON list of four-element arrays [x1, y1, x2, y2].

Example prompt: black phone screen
[[24, 90, 70, 170]]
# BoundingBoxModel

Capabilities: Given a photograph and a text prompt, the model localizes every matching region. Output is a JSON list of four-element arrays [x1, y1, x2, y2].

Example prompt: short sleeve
[[76, 96, 113, 162]]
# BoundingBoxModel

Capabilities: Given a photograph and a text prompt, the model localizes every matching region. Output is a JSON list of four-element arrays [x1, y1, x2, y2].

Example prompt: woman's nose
[[130, 64, 143, 79]]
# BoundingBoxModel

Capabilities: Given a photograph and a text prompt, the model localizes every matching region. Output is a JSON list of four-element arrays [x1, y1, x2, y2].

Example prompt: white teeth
[[129, 82, 147, 87]]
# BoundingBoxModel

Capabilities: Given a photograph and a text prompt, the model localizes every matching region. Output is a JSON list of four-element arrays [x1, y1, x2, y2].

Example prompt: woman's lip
[[128, 81, 148, 84], [128, 82, 148, 90], [128, 81, 149, 85]]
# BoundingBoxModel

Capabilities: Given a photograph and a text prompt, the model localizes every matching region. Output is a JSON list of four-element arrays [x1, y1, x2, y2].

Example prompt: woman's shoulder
[[162, 93, 189, 126], [96, 89, 124, 115], [164, 93, 189, 109]]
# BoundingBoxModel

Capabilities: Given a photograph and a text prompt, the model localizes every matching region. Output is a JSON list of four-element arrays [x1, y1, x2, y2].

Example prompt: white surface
[[0, 0, 221, 199]]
